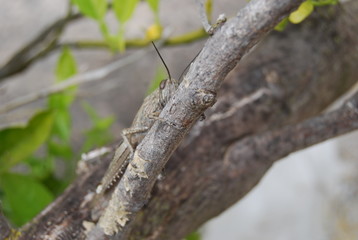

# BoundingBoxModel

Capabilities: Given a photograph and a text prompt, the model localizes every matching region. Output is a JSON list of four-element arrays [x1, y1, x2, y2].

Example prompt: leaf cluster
[[275, 0, 338, 31], [72, 0, 161, 51], [0, 47, 114, 226]]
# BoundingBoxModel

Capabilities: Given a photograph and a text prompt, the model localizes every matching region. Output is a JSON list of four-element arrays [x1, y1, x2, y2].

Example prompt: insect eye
[[159, 79, 167, 90]]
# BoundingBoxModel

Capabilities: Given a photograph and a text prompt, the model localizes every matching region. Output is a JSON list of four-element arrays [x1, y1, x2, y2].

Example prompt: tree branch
[[232, 91, 358, 165], [125, 2, 358, 238], [95, 0, 305, 238], [0, 207, 12, 240], [59, 28, 209, 50], [222, 90, 358, 207], [0, 9, 81, 81]]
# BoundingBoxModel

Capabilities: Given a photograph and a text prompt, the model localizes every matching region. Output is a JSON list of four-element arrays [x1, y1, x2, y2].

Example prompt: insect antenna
[[178, 50, 201, 83], [151, 41, 172, 81]]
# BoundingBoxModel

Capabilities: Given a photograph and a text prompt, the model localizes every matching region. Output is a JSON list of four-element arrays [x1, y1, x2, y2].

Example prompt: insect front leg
[[121, 127, 149, 154]]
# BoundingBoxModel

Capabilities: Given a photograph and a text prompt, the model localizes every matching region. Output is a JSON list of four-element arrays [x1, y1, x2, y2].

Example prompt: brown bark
[[12, 1, 358, 240], [0, 207, 12, 239]]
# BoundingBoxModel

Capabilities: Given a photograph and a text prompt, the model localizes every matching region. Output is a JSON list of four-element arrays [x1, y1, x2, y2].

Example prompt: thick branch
[[96, 0, 304, 238], [146, 91, 358, 240], [126, 2, 358, 238], [230, 92, 358, 164], [222, 91, 358, 206]]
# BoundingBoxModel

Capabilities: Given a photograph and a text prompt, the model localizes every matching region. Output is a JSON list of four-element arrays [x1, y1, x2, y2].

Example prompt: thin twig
[[196, 0, 213, 34], [0, 10, 81, 81], [0, 12, 207, 81], [57, 28, 208, 50], [0, 47, 153, 114]]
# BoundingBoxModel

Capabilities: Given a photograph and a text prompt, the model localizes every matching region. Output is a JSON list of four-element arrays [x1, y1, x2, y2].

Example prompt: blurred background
[[0, 0, 357, 239]]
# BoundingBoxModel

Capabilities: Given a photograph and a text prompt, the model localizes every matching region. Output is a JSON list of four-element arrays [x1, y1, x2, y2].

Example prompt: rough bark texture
[[10, 1, 358, 240], [95, 0, 305, 238], [127, 3, 358, 239]]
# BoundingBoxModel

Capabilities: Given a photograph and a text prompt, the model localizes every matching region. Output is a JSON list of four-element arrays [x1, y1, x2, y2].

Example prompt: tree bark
[[0, 207, 12, 239], [11, 1, 358, 240]]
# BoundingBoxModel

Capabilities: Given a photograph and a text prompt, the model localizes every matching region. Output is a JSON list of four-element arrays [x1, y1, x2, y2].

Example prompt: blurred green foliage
[[81, 102, 114, 153], [0, 46, 114, 226], [72, 0, 161, 51], [146, 66, 167, 95], [275, 0, 338, 31], [0, 0, 165, 226], [185, 231, 202, 240], [0, 111, 54, 173], [0, 173, 53, 226]]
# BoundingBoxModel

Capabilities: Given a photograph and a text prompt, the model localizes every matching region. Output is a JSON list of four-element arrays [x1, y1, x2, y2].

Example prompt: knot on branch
[[191, 89, 217, 110]]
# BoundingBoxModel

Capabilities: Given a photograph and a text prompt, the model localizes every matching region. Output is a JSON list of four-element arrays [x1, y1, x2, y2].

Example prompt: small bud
[[146, 24, 162, 41]]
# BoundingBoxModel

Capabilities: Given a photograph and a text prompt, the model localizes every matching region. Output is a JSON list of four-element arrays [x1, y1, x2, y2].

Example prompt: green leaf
[[0, 111, 54, 172], [310, 0, 338, 6], [82, 101, 99, 120], [81, 102, 114, 152], [117, 25, 126, 52], [48, 91, 76, 142], [146, 0, 160, 13], [71, 1, 109, 48], [82, 127, 113, 152], [72, 0, 97, 19], [47, 141, 74, 159], [99, 19, 111, 42], [49, 90, 77, 109], [274, 17, 289, 32], [185, 231, 201, 240], [113, 0, 139, 23], [112, 0, 139, 51], [24, 156, 54, 179], [146, 65, 167, 95], [49, 47, 78, 141], [0, 173, 53, 226], [289, 1, 314, 24], [51, 109, 72, 141], [93, 0, 108, 19], [72, 0, 107, 20], [205, 0, 212, 22], [56, 47, 77, 82], [47, 96, 73, 141], [82, 101, 114, 131], [41, 174, 68, 196]]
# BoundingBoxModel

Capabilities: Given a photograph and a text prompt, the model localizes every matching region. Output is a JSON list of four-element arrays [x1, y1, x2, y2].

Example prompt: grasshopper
[[96, 43, 178, 194]]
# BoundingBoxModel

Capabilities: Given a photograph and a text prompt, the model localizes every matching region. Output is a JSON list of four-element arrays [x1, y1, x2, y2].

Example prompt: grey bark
[[7, 1, 358, 240]]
